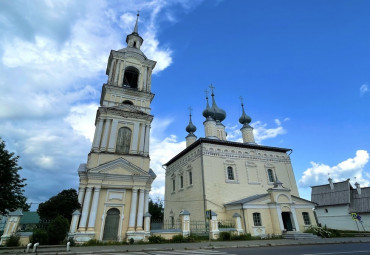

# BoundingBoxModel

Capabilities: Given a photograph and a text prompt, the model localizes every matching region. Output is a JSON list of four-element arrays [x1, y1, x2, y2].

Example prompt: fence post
[[179, 210, 190, 237], [233, 213, 243, 235], [0, 209, 23, 246], [209, 211, 219, 240], [69, 210, 81, 235], [143, 212, 151, 233]]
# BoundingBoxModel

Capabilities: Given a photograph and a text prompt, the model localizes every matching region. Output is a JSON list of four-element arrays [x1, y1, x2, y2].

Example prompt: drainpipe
[[200, 144, 207, 221], [241, 203, 247, 233]]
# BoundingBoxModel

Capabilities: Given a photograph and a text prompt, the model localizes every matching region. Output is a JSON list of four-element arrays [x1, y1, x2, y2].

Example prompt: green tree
[[149, 198, 163, 221], [37, 189, 80, 222], [47, 215, 69, 244], [0, 138, 28, 215]]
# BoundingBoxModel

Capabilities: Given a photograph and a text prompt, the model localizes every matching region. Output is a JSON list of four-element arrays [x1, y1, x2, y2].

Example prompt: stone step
[[282, 232, 319, 239]]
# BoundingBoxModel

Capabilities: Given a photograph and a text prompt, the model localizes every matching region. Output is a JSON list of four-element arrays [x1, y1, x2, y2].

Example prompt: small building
[[311, 178, 370, 231], [163, 92, 317, 236]]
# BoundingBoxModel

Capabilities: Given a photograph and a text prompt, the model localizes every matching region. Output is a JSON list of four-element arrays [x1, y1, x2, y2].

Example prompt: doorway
[[103, 208, 120, 240], [282, 212, 293, 231]]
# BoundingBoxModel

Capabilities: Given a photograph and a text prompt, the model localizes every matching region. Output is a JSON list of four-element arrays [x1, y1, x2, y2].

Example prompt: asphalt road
[[76, 243, 370, 255], [223, 242, 370, 255]]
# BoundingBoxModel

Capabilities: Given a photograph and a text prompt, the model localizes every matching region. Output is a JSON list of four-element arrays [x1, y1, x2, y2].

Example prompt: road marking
[[302, 251, 370, 255]]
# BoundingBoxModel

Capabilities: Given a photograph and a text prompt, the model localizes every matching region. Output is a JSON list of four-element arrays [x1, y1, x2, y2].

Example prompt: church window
[[172, 179, 175, 192], [123, 66, 139, 89], [253, 213, 262, 226], [133, 41, 137, 48], [267, 169, 275, 183], [116, 127, 132, 154], [227, 166, 234, 180], [302, 212, 311, 225], [180, 175, 184, 189], [122, 100, 133, 105], [189, 171, 193, 185]]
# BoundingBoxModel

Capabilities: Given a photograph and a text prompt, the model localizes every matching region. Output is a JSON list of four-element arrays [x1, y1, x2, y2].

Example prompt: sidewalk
[[1, 236, 370, 254]]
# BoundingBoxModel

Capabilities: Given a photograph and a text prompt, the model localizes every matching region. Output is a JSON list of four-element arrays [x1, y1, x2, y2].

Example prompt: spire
[[209, 85, 226, 122], [239, 97, 252, 126], [202, 89, 214, 119], [133, 11, 139, 34], [186, 107, 197, 134]]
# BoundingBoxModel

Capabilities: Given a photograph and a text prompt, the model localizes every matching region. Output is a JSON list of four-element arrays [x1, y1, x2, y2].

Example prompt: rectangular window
[[267, 169, 275, 182], [180, 175, 184, 189], [189, 171, 193, 185], [172, 179, 175, 192], [253, 212, 262, 226], [302, 212, 311, 225], [227, 167, 234, 180]]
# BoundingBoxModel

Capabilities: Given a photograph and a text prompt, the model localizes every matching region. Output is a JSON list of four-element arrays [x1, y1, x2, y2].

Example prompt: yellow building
[[69, 14, 156, 242], [164, 91, 317, 236]]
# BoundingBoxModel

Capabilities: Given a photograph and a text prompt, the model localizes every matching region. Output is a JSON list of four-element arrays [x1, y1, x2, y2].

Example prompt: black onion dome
[[239, 103, 251, 125], [202, 97, 214, 119], [186, 114, 197, 133], [211, 93, 226, 122]]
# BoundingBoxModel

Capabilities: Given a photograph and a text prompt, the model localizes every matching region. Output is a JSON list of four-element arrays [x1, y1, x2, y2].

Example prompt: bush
[[47, 215, 69, 244], [129, 238, 134, 244], [83, 239, 103, 246], [171, 234, 184, 243], [30, 229, 49, 245], [148, 235, 166, 244], [304, 226, 332, 238], [218, 231, 231, 241], [231, 233, 251, 240], [5, 235, 20, 247]]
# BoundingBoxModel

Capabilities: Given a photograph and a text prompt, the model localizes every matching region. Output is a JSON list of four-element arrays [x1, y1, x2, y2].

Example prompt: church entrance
[[103, 208, 120, 240], [282, 212, 293, 231]]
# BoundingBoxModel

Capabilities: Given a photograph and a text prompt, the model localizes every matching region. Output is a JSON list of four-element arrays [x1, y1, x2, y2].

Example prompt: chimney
[[355, 182, 361, 195], [328, 177, 334, 190]]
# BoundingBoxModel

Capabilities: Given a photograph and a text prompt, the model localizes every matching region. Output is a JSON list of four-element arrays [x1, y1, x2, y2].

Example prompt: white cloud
[[0, 0, 204, 207], [299, 150, 370, 188], [360, 83, 369, 96]]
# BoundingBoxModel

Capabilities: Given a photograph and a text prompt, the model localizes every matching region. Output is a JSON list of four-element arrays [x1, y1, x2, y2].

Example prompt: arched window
[[116, 127, 132, 154], [180, 175, 184, 189], [253, 212, 262, 226], [302, 212, 311, 225], [122, 100, 133, 105], [189, 171, 193, 185], [227, 166, 234, 180], [267, 169, 275, 182], [123, 66, 139, 88]]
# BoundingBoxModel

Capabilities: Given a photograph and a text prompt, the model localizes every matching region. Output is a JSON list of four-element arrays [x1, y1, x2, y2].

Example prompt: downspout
[[200, 144, 207, 221], [241, 203, 247, 233]]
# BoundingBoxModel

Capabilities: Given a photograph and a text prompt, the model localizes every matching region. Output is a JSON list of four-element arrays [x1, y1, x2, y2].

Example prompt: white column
[[291, 207, 300, 232], [114, 61, 121, 85], [276, 206, 285, 231], [143, 67, 148, 91], [131, 122, 140, 154], [69, 210, 81, 234], [138, 123, 145, 154], [144, 124, 150, 155], [107, 119, 118, 152], [87, 187, 101, 230], [108, 59, 115, 83], [79, 187, 92, 230], [100, 119, 111, 151], [78, 187, 85, 204], [92, 119, 104, 150], [128, 188, 138, 230], [136, 189, 145, 230], [144, 190, 150, 213]]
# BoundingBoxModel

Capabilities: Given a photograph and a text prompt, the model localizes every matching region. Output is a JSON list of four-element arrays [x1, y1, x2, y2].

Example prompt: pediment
[[89, 158, 149, 176]]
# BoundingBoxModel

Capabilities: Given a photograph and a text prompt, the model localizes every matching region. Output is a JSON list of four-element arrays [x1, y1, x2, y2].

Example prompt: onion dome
[[202, 96, 214, 119], [239, 103, 252, 125], [186, 113, 197, 134], [211, 92, 226, 122]]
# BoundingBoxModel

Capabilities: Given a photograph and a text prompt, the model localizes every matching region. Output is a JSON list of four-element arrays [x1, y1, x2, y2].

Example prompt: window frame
[[267, 168, 275, 183], [227, 166, 235, 180], [253, 212, 262, 226], [302, 212, 311, 225], [116, 127, 132, 154]]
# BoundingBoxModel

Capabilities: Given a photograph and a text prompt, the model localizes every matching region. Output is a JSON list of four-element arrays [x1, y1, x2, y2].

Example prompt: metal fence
[[18, 219, 53, 232], [190, 220, 208, 234], [151, 218, 180, 230], [218, 219, 235, 229]]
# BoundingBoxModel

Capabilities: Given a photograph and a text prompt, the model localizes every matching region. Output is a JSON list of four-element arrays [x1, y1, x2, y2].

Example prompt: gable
[[89, 157, 148, 176]]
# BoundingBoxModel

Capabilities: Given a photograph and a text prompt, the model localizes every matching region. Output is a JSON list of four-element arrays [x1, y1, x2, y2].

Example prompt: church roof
[[311, 179, 352, 206], [224, 194, 268, 205], [164, 137, 291, 167]]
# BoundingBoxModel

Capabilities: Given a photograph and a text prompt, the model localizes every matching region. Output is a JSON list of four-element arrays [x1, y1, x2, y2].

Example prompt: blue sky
[[0, 0, 369, 210]]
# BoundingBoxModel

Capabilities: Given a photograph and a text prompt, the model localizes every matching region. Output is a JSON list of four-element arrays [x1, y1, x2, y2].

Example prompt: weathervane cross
[[188, 106, 193, 115], [204, 88, 209, 98], [209, 84, 215, 94], [239, 96, 244, 105]]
